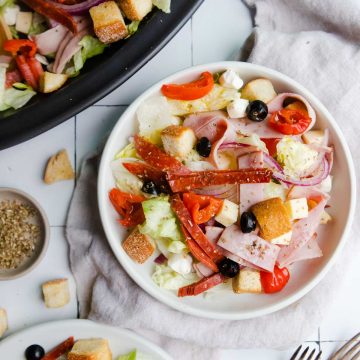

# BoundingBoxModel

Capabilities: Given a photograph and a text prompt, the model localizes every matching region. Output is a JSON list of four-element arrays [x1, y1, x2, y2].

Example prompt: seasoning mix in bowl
[[0, 188, 49, 280]]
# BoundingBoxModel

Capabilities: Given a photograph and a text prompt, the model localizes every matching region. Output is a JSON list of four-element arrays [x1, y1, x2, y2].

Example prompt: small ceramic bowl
[[0, 188, 50, 280]]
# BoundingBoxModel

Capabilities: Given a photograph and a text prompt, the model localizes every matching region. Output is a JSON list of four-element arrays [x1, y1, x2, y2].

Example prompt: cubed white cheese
[[16, 12, 32, 34], [161, 125, 196, 159], [320, 210, 332, 224], [318, 175, 332, 193], [285, 198, 309, 220], [168, 253, 193, 275], [302, 130, 324, 145], [215, 199, 239, 227], [270, 230, 292, 245], [232, 267, 262, 294], [3, 5, 20, 26], [219, 69, 244, 90], [227, 98, 249, 118]]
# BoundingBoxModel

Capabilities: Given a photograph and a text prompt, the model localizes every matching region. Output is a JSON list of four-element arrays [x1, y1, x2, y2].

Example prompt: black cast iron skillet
[[0, 0, 204, 149]]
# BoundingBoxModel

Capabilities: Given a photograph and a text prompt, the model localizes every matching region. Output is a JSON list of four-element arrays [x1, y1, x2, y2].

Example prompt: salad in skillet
[[0, 0, 170, 111], [109, 68, 334, 297]]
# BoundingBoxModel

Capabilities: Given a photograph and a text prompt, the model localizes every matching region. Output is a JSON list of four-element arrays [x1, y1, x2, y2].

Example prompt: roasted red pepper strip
[[15, 55, 38, 89], [134, 135, 190, 174], [178, 273, 225, 297], [3, 39, 37, 57], [42, 336, 75, 360], [167, 169, 272, 193], [183, 193, 223, 224], [170, 194, 223, 262], [261, 138, 281, 157], [260, 265, 290, 294], [269, 109, 312, 135], [109, 189, 145, 228], [181, 225, 218, 272], [161, 71, 214, 101], [20, 0, 78, 33]]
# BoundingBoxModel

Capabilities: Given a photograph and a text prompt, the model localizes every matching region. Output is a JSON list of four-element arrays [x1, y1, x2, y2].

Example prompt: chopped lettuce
[[167, 84, 239, 116], [152, 264, 198, 290], [111, 158, 143, 195], [29, 12, 47, 35], [237, 133, 269, 153], [152, 0, 171, 13], [114, 142, 139, 160], [137, 96, 180, 144], [117, 350, 136, 360], [9, 25, 19, 38], [127, 21, 140, 37], [0, 0, 15, 10], [276, 136, 318, 178], [264, 181, 286, 201]]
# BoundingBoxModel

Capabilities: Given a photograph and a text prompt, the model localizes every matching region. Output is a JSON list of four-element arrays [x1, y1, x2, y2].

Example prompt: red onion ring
[[154, 254, 167, 265], [50, 0, 107, 15]]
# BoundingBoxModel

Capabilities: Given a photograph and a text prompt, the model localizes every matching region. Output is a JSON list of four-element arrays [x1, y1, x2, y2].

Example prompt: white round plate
[[0, 319, 172, 359], [98, 61, 356, 320]]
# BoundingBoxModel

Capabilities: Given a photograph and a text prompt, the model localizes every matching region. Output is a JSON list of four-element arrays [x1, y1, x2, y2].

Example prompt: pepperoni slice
[[178, 273, 225, 297]]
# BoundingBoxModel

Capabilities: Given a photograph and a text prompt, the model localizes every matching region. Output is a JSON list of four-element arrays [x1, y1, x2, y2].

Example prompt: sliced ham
[[217, 224, 280, 272], [193, 262, 214, 278], [184, 111, 236, 168], [222, 249, 263, 271], [238, 150, 265, 214], [31, 24, 68, 56], [205, 226, 223, 244]]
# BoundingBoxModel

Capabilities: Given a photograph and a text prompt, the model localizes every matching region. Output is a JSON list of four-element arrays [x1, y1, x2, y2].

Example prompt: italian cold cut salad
[[0, 0, 170, 111], [108, 68, 334, 297]]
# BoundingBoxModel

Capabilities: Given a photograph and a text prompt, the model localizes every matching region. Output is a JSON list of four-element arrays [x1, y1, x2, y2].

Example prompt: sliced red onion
[[263, 152, 284, 173], [154, 253, 167, 265], [50, 0, 107, 15]]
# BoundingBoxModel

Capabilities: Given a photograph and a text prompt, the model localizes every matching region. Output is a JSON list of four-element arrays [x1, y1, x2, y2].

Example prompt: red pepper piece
[[42, 336, 75, 360], [183, 192, 223, 224], [178, 273, 225, 297], [20, 0, 78, 33], [3, 39, 37, 57], [181, 225, 218, 272], [161, 71, 214, 101], [260, 265, 290, 294], [134, 135, 190, 174], [166, 169, 272, 193], [261, 138, 281, 157], [269, 109, 312, 135], [170, 194, 223, 262], [27, 56, 44, 83], [15, 55, 38, 90]]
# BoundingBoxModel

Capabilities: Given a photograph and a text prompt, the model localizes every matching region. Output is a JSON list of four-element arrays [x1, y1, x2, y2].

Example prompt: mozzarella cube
[[161, 125, 196, 159], [285, 198, 308, 220], [0, 309, 8, 338], [270, 230, 292, 245], [227, 98, 249, 118], [318, 175, 332, 193], [3, 5, 20, 26], [219, 69, 244, 90], [302, 130, 324, 145], [232, 268, 262, 294], [215, 199, 239, 227], [320, 210, 332, 224], [16, 11, 32, 34], [168, 253, 193, 275]]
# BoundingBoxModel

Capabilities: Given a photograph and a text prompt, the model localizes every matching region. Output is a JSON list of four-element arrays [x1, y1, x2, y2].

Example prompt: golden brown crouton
[[122, 227, 155, 264], [42, 278, 70, 308], [232, 268, 262, 294], [119, 0, 153, 21], [161, 125, 196, 159], [0, 308, 8, 338], [90, 1, 128, 44], [68, 338, 112, 360], [251, 197, 292, 241], [44, 149, 75, 184]]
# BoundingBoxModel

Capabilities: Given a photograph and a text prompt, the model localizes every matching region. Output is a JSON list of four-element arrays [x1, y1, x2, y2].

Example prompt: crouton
[[251, 197, 292, 241], [90, 1, 128, 44], [44, 149, 75, 184], [214, 199, 239, 227], [232, 268, 262, 294], [0, 308, 8, 338], [68, 338, 112, 360], [42, 278, 70, 308], [241, 78, 277, 103], [119, 0, 153, 21], [320, 210, 332, 224], [161, 125, 196, 159], [122, 227, 155, 264]]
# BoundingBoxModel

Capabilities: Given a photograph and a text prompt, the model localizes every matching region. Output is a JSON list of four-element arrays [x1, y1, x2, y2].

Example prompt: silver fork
[[329, 332, 360, 360], [290, 345, 322, 360]]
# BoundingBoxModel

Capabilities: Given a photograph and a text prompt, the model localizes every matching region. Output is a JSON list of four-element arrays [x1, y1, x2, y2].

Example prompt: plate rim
[[97, 60, 356, 320]]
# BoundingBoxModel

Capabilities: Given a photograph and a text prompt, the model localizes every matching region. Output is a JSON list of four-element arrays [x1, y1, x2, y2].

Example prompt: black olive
[[218, 258, 240, 278], [141, 180, 159, 195], [246, 100, 268, 122], [196, 137, 212, 157], [240, 211, 257, 233], [25, 344, 45, 360]]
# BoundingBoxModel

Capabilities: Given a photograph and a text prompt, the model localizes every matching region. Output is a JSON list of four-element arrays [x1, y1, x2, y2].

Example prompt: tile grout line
[[318, 327, 321, 352]]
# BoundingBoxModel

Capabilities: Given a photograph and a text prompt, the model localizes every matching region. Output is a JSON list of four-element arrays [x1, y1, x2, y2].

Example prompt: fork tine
[[307, 348, 316, 360], [330, 332, 360, 360], [290, 345, 303, 360], [299, 346, 310, 360], [314, 350, 322, 360], [352, 350, 360, 360], [342, 340, 360, 360]]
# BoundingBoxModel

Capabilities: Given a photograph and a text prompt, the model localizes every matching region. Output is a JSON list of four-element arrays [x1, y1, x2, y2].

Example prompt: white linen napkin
[[66, 0, 359, 358]]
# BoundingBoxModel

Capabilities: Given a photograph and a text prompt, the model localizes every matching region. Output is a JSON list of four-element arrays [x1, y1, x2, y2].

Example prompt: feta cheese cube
[[219, 69, 244, 90], [161, 125, 196, 159], [227, 98, 249, 118], [3, 5, 20, 26], [0, 308, 8, 338], [285, 198, 308, 220], [16, 12, 32, 34], [320, 210, 332, 224], [168, 253, 193, 275], [232, 267, 262, 294], [215, 199, 239, 227], [270, 230, 292, 245]]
